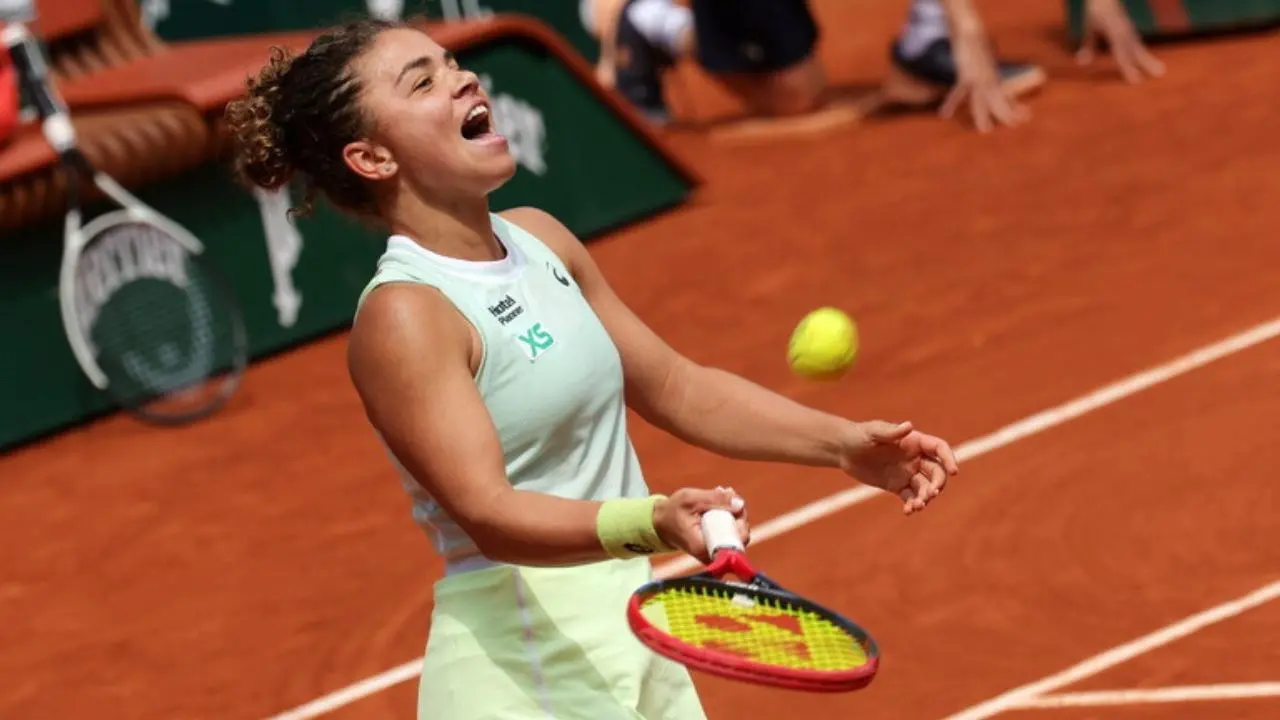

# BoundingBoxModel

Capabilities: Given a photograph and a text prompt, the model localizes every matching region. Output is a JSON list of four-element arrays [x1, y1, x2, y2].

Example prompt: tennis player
[[226, 20, 959, 720]]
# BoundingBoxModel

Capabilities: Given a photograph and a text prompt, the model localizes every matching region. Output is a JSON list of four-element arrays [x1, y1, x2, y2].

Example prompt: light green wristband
[[597, 495, 676, 559]]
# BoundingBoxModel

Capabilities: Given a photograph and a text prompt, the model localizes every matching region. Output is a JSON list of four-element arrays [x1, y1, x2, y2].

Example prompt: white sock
[[626, 0, 693, 57], [898, 0, 950, 58]]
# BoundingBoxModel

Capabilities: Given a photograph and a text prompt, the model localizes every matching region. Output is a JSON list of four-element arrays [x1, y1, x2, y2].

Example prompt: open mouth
[[461, 104, 495, 141]]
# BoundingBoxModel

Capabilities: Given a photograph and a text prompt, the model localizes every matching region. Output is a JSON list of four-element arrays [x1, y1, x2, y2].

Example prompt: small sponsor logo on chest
[[488, 292, 558, 360], [487, 294, 525, 325]]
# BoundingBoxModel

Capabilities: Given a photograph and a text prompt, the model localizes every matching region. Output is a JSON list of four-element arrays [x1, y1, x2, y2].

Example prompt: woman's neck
[[386, 192, 504, 262]]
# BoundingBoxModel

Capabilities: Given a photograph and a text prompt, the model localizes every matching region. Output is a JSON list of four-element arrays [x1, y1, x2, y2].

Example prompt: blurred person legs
[[884, 0, 1046, 109], [585, 0, 1044, 130], [688, 0, 825, 118], [582, 0, 828, 124], [583, 0, 693, 124]]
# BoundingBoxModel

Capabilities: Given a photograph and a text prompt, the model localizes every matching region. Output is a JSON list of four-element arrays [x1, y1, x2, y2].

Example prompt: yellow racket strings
[[641, 585, 869, 671]]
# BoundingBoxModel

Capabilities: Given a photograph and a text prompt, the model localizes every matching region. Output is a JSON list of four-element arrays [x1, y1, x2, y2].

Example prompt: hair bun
[[226, 46, 297, 192]]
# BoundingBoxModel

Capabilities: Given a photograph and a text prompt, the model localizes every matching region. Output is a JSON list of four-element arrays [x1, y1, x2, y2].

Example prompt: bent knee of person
[[758, 85, 823, 116], [756, 57, 826, 116]]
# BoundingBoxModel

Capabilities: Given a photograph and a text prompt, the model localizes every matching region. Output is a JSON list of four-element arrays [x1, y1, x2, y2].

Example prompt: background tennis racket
[[628, 508, 880, 693], [4, 23, 248, 425]]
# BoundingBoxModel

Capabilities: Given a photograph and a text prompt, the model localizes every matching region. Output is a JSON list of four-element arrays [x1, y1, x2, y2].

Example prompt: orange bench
[[0, 102, 209, 232]]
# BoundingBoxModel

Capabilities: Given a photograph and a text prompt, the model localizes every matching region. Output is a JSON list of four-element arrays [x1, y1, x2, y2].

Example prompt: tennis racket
[[628, 508, 880, 693], [4, 23, 248, 425]]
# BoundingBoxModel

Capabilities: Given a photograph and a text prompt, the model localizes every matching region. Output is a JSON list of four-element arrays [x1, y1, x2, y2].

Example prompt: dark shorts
[[691, 0, 819, 75]]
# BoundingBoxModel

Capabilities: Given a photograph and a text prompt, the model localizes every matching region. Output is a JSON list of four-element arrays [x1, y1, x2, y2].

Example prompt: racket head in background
[[60, 211, 249, 425]]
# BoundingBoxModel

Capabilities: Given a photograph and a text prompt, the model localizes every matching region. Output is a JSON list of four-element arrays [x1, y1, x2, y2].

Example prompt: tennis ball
[[788, 307, 859, 379]]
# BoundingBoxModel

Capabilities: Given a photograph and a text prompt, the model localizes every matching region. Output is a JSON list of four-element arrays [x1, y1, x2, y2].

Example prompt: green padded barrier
[[150, 0, 600, 61], [1066, 0, 1280, 42]]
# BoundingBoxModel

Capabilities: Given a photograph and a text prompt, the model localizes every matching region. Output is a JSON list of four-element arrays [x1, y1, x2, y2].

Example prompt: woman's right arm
[[347, 283, 745, 567]]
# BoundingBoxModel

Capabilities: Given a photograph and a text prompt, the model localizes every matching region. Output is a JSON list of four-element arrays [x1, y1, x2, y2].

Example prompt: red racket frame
[[627, 547, 881, 693]]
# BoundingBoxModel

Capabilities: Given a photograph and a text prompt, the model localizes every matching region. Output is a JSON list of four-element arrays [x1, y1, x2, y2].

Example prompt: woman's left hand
[[837, 420, 960, 515]]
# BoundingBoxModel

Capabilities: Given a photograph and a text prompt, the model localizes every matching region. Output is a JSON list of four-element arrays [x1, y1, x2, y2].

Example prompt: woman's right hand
[[941, 29, 1031, 133], [654, 487, 751, 564]]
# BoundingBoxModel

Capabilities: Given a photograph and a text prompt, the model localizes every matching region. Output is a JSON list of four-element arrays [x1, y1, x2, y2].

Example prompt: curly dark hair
[[225, 19, 401, 218]]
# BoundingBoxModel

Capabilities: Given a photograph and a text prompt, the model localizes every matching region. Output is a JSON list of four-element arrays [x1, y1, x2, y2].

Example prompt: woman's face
[[346, 28, 516, 200]]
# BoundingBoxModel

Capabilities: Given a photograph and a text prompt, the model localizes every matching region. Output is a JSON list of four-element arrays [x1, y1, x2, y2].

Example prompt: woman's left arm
[[504, 208, 959, 513]]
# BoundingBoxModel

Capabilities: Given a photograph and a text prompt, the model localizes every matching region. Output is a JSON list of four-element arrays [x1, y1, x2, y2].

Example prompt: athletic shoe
[[883, 37, 1047, 107], [612, 0, 675, 124]]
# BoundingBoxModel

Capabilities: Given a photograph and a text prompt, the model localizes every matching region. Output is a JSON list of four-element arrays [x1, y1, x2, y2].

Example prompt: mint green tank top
[[354, 213, 650, 567]]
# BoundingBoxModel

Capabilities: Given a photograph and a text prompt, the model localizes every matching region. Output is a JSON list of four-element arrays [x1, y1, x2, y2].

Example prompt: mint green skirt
[[418, 557, 708, 719]]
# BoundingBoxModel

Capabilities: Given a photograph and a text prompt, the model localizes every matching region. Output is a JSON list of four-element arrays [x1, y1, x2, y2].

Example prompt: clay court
[[1, 1, 1277, 718]]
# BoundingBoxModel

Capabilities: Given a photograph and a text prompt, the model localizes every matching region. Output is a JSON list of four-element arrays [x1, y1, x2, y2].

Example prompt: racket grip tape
[[700, 508, 744, 556]]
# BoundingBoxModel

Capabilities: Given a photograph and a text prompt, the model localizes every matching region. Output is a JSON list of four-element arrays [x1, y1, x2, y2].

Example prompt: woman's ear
[[343, 140, 398, 182]]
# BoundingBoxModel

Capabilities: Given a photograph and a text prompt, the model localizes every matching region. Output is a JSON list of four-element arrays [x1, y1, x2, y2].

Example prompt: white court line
[[263, 316, 1280, 720], [944, 580, 1280, 719], [1020, 682, 1280, 708]]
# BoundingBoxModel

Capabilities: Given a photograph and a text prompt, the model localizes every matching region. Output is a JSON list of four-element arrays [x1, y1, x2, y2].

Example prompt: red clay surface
[[1067, 602, 1280, 691], [1, 1, 1278, 719], [1002, 698, 1279, 720]]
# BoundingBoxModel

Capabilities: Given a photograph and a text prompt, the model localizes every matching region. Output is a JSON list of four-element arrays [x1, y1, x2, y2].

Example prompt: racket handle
[[700, 508, 744, 557], [3, 22, 74, 149]]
